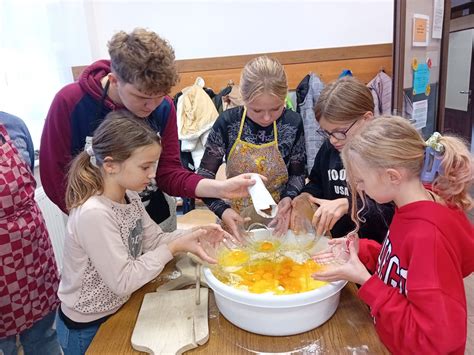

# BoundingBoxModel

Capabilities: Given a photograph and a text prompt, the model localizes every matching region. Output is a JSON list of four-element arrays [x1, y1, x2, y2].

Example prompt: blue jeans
[[0, 310, 61, 355], [55, 311, 102, 355]]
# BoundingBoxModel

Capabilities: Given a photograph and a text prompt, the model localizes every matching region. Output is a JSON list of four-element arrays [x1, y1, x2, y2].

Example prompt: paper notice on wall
[[413, 63, 430, 96], [413, 14, 429, 47], [432, 0, 444, 39], [412, 100, 428, 130]]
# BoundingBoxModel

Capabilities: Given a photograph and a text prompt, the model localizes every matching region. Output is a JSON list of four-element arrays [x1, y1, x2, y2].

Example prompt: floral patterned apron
[[0, 124, 59, 338], [225, 108, 288, 227]]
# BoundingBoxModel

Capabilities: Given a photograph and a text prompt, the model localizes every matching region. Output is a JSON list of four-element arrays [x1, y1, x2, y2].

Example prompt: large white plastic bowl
[[203, 231, 347, 336]]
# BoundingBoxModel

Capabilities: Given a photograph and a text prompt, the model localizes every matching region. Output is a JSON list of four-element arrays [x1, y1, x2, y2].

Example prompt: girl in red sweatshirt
[[312, 116, 474, 354]]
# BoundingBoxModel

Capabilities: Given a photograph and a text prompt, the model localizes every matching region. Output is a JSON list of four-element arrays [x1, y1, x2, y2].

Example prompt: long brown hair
[[342, 116, 473, 231], [315, 76, 374, 123], [66, 110, 161, 210]]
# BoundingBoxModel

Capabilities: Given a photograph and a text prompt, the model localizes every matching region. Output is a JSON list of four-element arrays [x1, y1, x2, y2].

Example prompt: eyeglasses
[[316, 119, 359, 140]]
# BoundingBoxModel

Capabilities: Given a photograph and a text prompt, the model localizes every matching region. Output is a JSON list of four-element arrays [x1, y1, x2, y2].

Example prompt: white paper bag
[[247, 173, 278, 218]]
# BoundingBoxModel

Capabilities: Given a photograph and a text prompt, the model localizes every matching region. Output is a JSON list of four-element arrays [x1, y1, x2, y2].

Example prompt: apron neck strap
[[239, 107, 278, 142]]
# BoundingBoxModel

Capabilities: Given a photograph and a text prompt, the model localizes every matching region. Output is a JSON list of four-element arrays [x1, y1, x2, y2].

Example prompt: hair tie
[[84, 136, 97, 167], [425, 132, 445, 154], [421, 132, 444, 184]]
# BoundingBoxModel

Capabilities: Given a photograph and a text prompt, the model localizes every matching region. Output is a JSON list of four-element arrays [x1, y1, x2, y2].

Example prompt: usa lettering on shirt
[[327, 168, 349, 196], [376, 233, 408, 295]]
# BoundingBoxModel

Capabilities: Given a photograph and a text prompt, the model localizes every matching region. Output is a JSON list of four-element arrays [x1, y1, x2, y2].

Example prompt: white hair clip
[[84, 136, 97, 167]]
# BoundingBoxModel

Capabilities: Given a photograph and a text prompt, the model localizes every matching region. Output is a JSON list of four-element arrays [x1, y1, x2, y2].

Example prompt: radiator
[[34, 186, 67, 274]]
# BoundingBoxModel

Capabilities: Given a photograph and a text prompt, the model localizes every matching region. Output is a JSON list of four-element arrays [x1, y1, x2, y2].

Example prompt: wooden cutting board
[[131, 288, 209, 354]]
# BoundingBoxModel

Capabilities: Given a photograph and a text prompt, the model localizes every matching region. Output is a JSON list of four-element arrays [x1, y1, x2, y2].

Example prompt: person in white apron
[[198, 56, 306, 239]]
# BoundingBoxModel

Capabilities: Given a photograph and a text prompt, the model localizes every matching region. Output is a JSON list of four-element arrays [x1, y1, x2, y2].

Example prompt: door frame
[[436, 0, 452, 132], [440, 4, 474, 145], [392, 0, 406, 115]]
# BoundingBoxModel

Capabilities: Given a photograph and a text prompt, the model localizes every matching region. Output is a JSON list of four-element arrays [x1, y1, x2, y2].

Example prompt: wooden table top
[[87, 267, 387, 354], [86, 210, 388, 354]]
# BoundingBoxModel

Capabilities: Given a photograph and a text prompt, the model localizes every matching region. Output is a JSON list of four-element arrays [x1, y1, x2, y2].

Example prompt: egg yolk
[[258, 241, 275, 252], [218, 249, 250, 267], [215, 251, 327, 295]]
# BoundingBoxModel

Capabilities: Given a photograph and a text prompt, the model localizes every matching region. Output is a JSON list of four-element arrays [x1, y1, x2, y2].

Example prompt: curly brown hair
[[108, 28, 179, 95]]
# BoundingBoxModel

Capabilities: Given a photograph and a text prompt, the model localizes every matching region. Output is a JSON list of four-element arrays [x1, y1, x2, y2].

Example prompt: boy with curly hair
[[40, 28, 255, 230]]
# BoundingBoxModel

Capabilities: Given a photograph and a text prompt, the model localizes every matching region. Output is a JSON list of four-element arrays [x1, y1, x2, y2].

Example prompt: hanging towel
[[176, 83, 219, 168], [296, 73, 325, 175], [367, 71, 392, 116]]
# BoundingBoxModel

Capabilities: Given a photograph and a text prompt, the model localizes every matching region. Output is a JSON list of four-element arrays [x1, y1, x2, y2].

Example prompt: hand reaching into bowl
[[268, 197, 292, 237], [168, 224, 232, 264], [221, 208, 251, 243], [311, 234, 370, 285], [290, 193, 317, 234], [309, 197, 349, 236]]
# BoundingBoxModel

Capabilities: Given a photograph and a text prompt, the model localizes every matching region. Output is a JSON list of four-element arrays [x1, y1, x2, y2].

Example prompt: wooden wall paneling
[[71, 66, 85, 82], [175, 43, 392, 72], [176, 56, 392, 95], [71, 43, 393, 96]]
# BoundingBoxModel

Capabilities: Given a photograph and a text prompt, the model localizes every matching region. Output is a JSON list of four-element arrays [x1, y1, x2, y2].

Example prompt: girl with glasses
[[291, 77, 394, 243]]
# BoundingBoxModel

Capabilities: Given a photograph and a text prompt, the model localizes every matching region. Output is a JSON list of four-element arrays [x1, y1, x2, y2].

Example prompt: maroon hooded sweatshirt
[[40, 60, 201, 213]]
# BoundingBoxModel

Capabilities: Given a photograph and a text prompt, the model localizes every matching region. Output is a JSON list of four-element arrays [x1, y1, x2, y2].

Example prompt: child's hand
[[312, 233, 359, 264], [290, 193, 317, 234], [268, 197, 292, 237], [309, 197, 349, 236], [312, 238, 370, 285], [168, 224, 229, 264], [312, 237, 348, 264], [221, 208, 249, 242]]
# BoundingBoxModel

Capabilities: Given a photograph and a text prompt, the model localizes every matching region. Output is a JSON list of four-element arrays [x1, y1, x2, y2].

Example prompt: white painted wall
[[85, 0, 394, 61], [1, 0, 394, 148]]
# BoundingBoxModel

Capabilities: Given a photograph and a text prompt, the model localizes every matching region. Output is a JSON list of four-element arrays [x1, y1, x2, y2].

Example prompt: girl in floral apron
[[198, 56, 306, 239], [0, 114, 60, 355]]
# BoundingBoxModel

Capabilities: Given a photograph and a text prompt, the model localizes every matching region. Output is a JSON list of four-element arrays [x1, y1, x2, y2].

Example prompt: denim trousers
[[55, 311, 102, 355], [0, 310, 61, 355]]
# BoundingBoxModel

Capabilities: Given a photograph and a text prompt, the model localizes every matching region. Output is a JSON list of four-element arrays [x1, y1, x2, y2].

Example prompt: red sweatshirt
[[358, 201, 474, 355], [39, 60, 202, 213]]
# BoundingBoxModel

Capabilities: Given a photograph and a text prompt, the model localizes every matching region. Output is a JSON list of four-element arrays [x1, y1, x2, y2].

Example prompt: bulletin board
[[399, 0, 445, 138]]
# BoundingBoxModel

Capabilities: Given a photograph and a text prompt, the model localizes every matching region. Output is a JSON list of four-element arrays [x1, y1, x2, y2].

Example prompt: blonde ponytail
[[341, 116, 474, 213], [66, 151, 104, 210], [433, 136, 474, 210]]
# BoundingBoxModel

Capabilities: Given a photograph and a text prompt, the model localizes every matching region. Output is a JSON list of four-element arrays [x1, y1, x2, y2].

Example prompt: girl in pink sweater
[[56, 110, 228, 354]]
